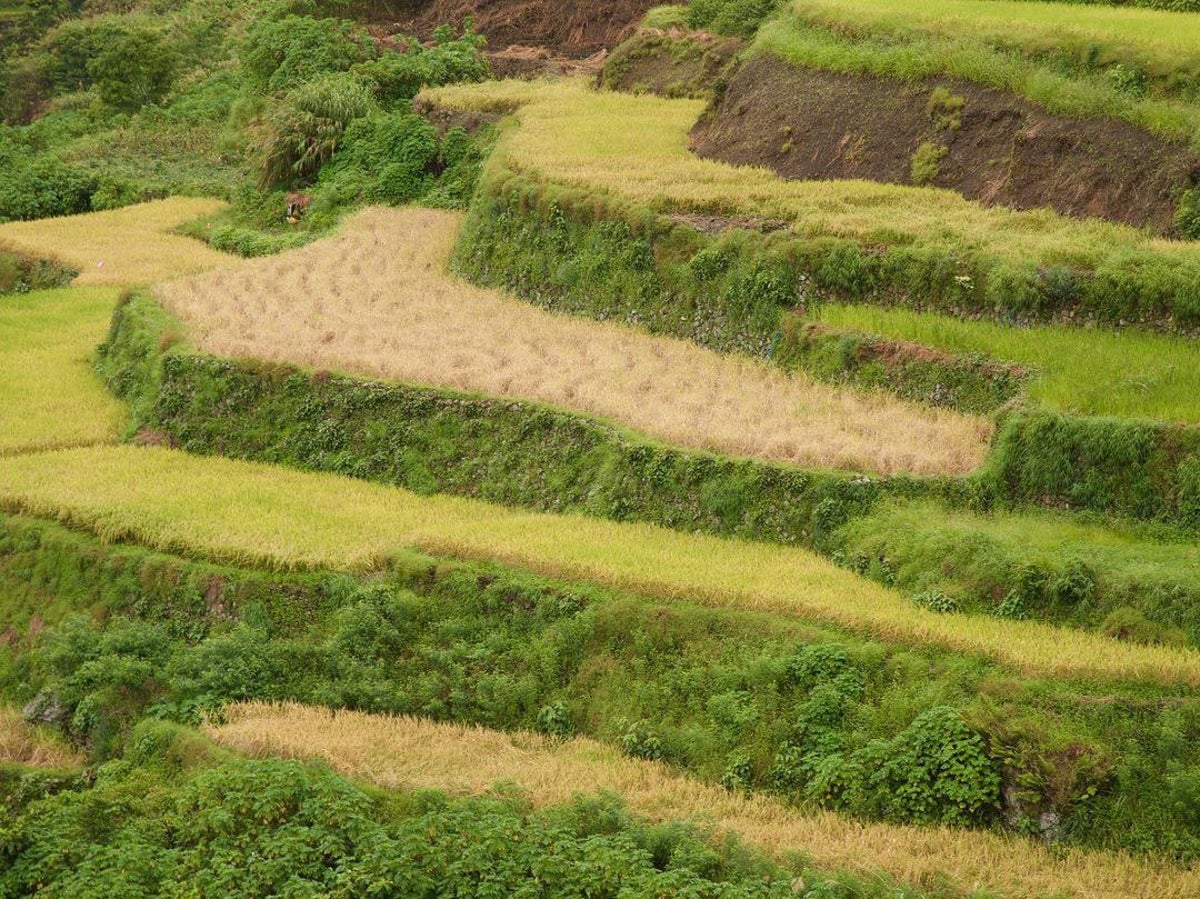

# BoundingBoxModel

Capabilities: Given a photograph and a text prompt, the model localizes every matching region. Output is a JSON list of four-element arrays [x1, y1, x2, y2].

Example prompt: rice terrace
[[10, 1, 1200, 897]]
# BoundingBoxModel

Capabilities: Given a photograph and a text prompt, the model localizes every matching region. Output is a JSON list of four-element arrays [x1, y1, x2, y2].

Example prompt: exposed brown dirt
[[397, 0, 661, 57], [601, 28, 742, 98], [692, 54, 1200, 235]]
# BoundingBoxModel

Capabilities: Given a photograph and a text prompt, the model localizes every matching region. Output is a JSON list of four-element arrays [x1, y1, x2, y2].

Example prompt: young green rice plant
[[811, 303, 1200, 423]]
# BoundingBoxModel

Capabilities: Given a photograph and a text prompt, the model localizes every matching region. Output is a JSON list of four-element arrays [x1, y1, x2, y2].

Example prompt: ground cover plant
[[5, 444, 1200, 685], [0, 197, 231, 286], [154, 205, 990, 477], [811, 304, 1200, 423], [0, 286, 126, 455]]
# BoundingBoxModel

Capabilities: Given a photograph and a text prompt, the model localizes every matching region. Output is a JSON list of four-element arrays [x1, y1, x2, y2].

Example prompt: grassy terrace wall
[[453, 186, 1200, 527], [7, 510, 1200, 858], [98, 291, 959, 549]]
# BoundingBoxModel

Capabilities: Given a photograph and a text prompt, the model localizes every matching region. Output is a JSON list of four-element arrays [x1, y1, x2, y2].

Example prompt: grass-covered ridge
[[812, 303, 1200, 423], [0, 287, 126, 455], [769, 0, 1200, 143], [5, 444, 1200, 684], [155, 205, 990, 477], [430, 78, 1200, 331]]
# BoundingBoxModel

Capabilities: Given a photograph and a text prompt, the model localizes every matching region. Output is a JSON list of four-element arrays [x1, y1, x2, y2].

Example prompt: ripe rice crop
[[423, 78, 1200, 274], [0, 197, 232, 287], [813, 303, 1200, 423], [0, 288, 126, 455], [211, 701, 1200, 899], [155, 206, 990, 477], [6, 445, 1200, 685]]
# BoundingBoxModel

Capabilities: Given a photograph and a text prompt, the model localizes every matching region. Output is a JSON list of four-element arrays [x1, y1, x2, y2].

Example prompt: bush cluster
[[2, 749, 808, 897]]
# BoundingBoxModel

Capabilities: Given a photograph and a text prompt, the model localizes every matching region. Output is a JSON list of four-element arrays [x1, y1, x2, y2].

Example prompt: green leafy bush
[[352, 24, 489, 106], [319, 110, 439, 203], [241, 13, 375, 92], [1, 753, 808, 898], [86, 26, 177, 110], [868, 707, 1001, 826], [0, 153, 94, 221]]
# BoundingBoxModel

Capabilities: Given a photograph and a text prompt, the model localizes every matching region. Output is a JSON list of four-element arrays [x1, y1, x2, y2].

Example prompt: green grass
[[0, 288, 127, 455], [5, 444, 1200, 684], [811, 303, 1200, 423], [838, 499, 1200, 642], [759, 0, 1200, 145]]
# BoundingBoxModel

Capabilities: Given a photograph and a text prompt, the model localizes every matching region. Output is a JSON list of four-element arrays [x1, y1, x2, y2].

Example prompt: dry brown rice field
[[155, 206, 991, 477]]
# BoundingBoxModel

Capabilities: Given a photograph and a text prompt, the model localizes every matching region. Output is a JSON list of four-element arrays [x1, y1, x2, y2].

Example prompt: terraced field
[[0, 287, 126, 454], [212, 702, 1200, 899], [426, 77, 1200, 275], [8, 0, 1200, 893], [813, 303, 1200, 422], [156, 206, 989, 476], [0, 198, 231, 287]]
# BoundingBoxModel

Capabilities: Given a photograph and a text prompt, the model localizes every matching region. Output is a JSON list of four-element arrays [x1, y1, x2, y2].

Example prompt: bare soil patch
[[692, 55, 1199, 234]]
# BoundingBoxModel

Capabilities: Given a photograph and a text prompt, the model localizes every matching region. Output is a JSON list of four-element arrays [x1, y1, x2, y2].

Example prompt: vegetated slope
[[155, 206, 989, 476], [5, 445, 1200, 683], [0, 199, 231, 286], [812, 303, 1200, 423], [693, 55, 1195, 233], [211, 701, 1200, 899], [0, 287, 126, 455], [400, 0, 661, 55], [426, 79, 1200, 327]]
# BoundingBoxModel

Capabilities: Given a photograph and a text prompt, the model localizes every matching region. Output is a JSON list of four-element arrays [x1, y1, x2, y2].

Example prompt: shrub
[[0, 154, 94, 221], [868, 707, 1000, 826], [536, 700, 573, 737], [241, 14, 375, 92], [352, 25, 488, 106], [686, 0, 784, 37], [320, 110, 439, 203], [620, 720, 664, 760], [87, 27, 177, 110], [913, 589, 959, 614]]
